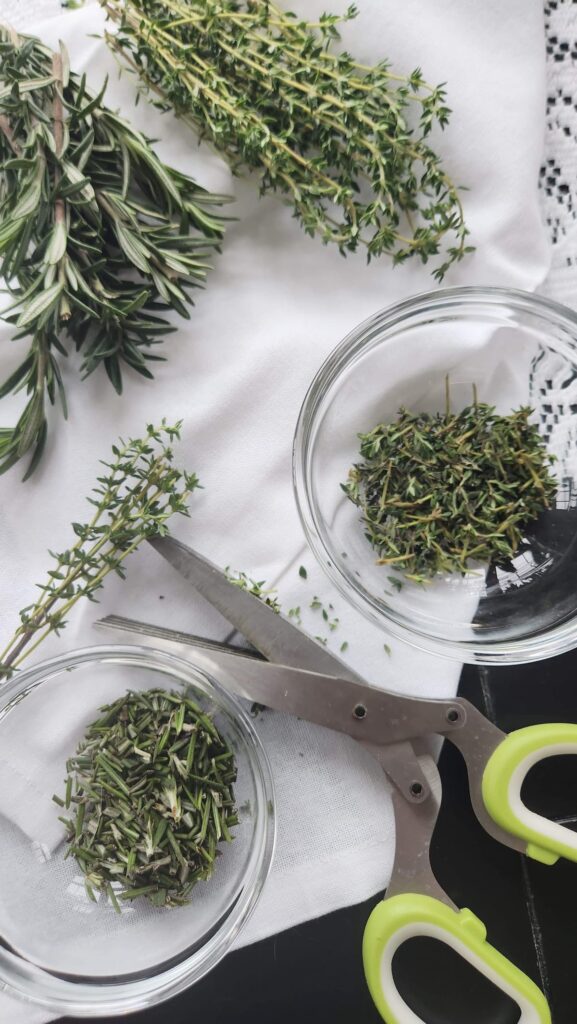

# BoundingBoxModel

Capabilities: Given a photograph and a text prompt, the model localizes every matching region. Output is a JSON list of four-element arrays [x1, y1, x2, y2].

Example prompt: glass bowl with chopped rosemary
[[0, 645, 274, 1015], [294, 287, 577, 665]]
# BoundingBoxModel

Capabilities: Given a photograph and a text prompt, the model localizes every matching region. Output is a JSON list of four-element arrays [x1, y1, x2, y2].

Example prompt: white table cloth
[[0, 0, 552, 1017]]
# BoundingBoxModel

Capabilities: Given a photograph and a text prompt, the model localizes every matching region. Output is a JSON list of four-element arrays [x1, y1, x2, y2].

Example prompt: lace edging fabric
[[540, 0, 577, 308], [530, 1, 577, 499]]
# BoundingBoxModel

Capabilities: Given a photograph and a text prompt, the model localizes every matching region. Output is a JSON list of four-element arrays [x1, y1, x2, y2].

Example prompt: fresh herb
[[343, 399, 557, 580], [383, 643, 392, 657], [224, 567, 280, 715], [0, 27, 228, 477], [387, 576, 403, 593], [0, 421, 199, 678], [298, 566, 308, 580], [225, 567, 281, 614], [340, 641, 349, 654], [309, 594, 340, 632], [226, 567, 345, 667], [103, 0, 471, 278], [55, 688, 238, 909]]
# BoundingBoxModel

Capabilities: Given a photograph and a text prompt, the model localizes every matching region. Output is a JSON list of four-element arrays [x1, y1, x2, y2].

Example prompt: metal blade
[[96, 613, 457, 748], [96, 615, 265, 661], [149, 535, 367, 683]]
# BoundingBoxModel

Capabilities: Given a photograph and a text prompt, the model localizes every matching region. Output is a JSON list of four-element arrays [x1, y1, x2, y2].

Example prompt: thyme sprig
[[0, 26, 228, 477], [103, 0, 471, 278], [0, 421, 200, 678], [343, 401, 557, 580], [55, 688, 238, 909]]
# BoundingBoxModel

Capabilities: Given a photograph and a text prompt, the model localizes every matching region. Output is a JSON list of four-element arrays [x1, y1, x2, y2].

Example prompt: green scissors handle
[[362, 894, 550, 1024], [481, 722, 577, 865], [359, 738, 561, 1024]]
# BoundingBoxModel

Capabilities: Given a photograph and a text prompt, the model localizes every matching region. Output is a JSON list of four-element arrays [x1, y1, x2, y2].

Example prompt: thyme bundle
[[0, 421, 199, 679], [103, 0, 471, 278], [0, 27, 228, 476], [55, 688, 238, 909], [343, 399, 557, 580]]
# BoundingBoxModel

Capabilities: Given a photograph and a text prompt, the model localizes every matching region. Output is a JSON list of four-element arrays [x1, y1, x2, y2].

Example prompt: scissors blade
[[148, 535, 366, 683], [96, 613, 452, 747]]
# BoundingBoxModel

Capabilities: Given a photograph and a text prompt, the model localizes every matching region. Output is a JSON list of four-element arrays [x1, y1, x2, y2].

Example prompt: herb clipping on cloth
[[343, 386, 557, 582], [102, 0, 472, 279], [55, 688, 238, 910], [0, 27, 229, 478], [0, 421, 200, 679]]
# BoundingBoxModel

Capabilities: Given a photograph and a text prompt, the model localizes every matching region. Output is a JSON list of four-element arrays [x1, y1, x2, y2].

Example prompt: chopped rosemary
[[55, 688, 238, 909]]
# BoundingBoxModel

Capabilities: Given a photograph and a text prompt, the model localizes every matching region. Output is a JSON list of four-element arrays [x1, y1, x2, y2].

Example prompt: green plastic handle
[[363, 893, 551, 1024], [482, 723, 577, 866]]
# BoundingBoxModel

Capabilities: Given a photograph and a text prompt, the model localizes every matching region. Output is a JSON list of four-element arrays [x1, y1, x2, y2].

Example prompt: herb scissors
[[99, 535, 577, 1024]]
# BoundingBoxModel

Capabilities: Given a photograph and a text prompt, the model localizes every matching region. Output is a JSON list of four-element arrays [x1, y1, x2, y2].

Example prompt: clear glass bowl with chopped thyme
[[294, 287, 577, 665], [0, 645, 274, 1016]]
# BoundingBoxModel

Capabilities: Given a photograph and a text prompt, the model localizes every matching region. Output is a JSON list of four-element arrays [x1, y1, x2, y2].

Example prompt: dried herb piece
[[103, 0, 471, 278], [343, 401, 557, 580], [0, 421, 199, 678], [0, 26, 228, 477], [55, 688, 238, 909]]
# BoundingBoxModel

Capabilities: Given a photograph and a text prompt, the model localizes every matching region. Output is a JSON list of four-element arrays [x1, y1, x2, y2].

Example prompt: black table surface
[[60, 650, 577, 1024]]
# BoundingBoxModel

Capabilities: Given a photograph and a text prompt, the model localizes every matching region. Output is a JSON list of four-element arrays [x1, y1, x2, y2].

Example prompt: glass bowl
[[0, 645, 275, 1016], [293, 287, 577, 665]]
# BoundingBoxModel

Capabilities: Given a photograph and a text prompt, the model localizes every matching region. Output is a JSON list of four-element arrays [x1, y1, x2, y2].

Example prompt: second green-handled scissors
[[98, 535, 577, 1024]]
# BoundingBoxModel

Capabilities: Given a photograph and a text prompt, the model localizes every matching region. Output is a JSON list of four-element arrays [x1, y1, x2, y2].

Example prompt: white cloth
[[0, 0, 550, 1018]]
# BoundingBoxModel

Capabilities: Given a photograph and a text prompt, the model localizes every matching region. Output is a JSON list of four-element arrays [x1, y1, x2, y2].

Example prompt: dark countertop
[[60, 650, 577, 1024]]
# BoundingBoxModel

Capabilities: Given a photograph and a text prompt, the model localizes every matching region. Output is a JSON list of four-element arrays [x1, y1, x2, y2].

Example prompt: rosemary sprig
[[343, 401, 557, 580], [102, 0, 471, 278], [56, 687, 238, 909], [0, 421, 199, 678], [0, 26, 228, 477]]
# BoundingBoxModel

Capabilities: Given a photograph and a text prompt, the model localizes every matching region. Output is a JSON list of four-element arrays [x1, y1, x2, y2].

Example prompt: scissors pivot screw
[[446, 707, 462, 724], [408, 781, 428, 801], [353, 703, 367, 720]]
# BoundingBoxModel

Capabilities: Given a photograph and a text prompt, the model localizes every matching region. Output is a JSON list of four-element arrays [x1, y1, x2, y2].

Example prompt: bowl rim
[[0, 644, 276, 1016], [293, 285, 577, 665]]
